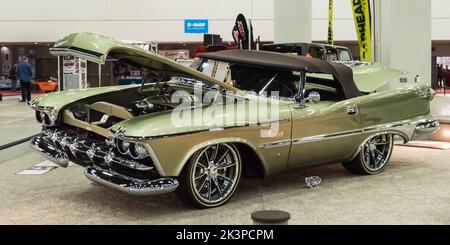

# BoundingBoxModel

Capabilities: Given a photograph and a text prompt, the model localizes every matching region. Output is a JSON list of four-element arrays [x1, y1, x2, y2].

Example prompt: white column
[[375, 0, 431, 90], [274, 0, 312, 43]]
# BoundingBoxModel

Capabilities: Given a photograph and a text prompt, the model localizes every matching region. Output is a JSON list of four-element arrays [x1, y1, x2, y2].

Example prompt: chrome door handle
[[347, 106, 359, 116]]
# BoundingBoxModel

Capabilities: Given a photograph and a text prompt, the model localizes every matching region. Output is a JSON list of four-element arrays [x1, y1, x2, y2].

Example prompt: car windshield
[[325, 48, 339, 62], [308, 46, 325, 60], [338, 49, 353, 61], [191, 58, 298, 98]]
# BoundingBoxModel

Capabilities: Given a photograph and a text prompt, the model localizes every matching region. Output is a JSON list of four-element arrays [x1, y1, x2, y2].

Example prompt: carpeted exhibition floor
[[0, 143, 449, 225], [0, 95, 449, 224]]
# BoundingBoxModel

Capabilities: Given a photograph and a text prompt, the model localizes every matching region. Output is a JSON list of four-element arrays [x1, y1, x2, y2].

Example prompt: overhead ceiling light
[[444, 130, 450, 137]]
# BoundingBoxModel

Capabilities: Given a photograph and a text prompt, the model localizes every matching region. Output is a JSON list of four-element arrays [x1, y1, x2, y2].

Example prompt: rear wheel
[[342, 134, 394, 175], [177, 143, 242, 208]]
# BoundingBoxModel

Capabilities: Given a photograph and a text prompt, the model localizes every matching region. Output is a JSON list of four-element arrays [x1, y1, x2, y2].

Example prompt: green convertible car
[[30, 33, 439, 208]]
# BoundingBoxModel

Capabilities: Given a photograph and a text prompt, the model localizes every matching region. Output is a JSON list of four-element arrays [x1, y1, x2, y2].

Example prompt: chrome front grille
[[44, 128, 156, 178]]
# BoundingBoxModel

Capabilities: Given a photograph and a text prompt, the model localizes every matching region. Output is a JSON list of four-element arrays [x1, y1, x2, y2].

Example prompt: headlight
[[35, 111, 47, 124], [36, 111, 43, 123], [116, 139, 131, 155], [35, 108, 58, 126], [130, 143, 150, 159], [115, 139, 150, 159]]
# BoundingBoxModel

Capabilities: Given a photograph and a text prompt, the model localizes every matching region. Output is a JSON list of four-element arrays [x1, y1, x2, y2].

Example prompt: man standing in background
[[16, 56, 33, 104]]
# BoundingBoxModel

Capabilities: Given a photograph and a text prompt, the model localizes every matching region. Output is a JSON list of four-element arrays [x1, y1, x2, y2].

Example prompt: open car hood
[[351, 62, 406, 93], [50, 32, 239, 93]]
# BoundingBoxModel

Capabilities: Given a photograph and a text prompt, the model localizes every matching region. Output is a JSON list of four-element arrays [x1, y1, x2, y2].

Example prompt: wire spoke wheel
[[191, 144, 240, 205], [361, 134, 393, 172], [342, 134, 394, 175]]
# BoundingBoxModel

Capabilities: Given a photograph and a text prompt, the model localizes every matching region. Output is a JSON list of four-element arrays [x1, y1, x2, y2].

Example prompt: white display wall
[[0, 0, 449, 42], [0, 0, 273, 42]]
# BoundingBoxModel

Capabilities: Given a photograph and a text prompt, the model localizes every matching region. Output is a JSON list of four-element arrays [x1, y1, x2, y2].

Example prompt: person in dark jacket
[[8, 64, 17, 92], [16, 56, 33, 104]]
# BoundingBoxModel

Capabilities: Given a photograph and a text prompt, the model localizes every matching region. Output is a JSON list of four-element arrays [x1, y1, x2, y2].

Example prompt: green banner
[[351, 0, 372, 61], [328, 0, 334, 45]]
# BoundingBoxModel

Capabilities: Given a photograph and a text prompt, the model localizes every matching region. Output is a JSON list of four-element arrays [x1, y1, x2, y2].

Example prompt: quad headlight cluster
[[115, 138, 150, 159], [35, 109, 57, 126]]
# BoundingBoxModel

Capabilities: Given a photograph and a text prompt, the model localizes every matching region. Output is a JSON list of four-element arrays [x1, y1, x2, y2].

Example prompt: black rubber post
[[251, 210, 291, 225], [0, 133, 42, 151]]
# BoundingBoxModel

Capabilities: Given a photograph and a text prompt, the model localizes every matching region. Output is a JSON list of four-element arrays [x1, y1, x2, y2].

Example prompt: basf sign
[[184, 19, 209, 34]]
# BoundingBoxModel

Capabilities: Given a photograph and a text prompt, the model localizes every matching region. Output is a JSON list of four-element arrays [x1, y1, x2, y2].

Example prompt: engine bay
[[61, 83, 209, 135]]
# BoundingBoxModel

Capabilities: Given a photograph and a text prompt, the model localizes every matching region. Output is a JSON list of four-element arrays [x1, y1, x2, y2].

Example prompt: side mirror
[[307, 91, 321, 104]]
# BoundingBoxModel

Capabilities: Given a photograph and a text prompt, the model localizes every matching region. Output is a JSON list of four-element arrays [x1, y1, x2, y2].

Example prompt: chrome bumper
[[28, 135, 70, 167], [28, 132, 179, 196], [412, 120, 440, 141], [84, 167, 179, 196]]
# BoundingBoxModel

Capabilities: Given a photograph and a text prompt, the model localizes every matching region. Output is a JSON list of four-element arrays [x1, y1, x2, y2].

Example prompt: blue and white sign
[[184, 19, 209, 34]]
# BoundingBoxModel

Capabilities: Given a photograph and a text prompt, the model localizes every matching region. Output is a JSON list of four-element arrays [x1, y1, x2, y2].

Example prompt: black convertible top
[[198, 50, 363, 98]]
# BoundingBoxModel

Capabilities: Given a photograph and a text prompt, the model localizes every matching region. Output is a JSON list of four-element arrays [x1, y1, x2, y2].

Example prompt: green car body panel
[[32, 84, 138, 113], [30, 33, 438, 190], [50, 32, 239, 93]]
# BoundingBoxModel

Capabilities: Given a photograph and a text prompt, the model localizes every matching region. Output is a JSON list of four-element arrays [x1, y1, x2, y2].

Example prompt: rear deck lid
[[350, 62, 405, 93]]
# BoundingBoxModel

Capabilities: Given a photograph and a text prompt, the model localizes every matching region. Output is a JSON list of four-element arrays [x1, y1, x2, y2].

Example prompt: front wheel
[[342, 134, 394, 175], [177, 143, 242, 208]]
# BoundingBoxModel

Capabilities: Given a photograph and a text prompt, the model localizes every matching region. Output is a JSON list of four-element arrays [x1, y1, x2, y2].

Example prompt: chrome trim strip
[[362, 119, 438, 133], [113, 119, 292, 142], [143, 144, 167, 177], [260, 129, 363, 148], [115, 130, 209, 141], [362, 122, 409, 133], [259, 140, 292, 149], [50, 47, 102, 61], [361, 119, 439, 142], [292, 129, 362, 145], [347, 119, 439, 161], [31, 105, 54, 111]]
